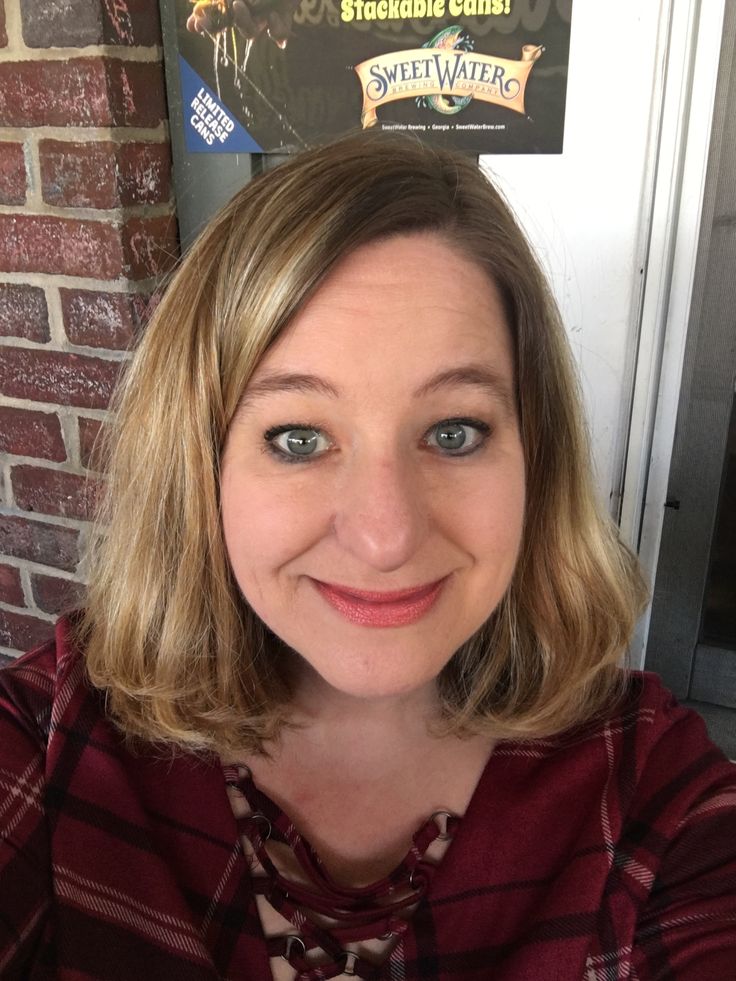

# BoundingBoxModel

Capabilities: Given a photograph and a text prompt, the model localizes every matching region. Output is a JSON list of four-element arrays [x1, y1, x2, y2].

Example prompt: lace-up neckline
[[223, 763, 461, 980]]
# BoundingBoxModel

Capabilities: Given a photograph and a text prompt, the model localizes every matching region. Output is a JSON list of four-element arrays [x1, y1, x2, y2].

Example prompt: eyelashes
[[264, 426, 331, 461], [426, 418, 490, 454], [263, 418, 492, 465]]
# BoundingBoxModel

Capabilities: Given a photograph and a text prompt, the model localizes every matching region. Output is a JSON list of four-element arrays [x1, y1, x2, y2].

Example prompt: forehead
[[248, 232, 514, 395]]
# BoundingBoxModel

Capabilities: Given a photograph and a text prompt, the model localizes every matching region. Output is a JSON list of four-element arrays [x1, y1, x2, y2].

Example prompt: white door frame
[[618, 0, 727, 667]]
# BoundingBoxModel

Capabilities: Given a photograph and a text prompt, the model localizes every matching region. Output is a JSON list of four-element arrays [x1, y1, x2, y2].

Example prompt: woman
[[1, 132, 734, 980]]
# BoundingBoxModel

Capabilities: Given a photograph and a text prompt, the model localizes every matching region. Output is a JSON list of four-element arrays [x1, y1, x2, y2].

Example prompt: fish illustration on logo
[[416, 26, 474, 115]]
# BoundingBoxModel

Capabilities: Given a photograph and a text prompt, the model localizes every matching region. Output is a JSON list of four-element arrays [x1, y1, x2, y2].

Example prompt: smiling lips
[[312, 578, 447, 627]]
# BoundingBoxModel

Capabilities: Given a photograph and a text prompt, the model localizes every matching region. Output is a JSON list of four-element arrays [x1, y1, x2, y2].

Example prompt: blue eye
[[265, 425, 331, 463], [424, 418, 490, 455]]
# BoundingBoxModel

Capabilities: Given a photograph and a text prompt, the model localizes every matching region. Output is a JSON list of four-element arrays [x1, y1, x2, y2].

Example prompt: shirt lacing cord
[[223, 764, 460, 980]]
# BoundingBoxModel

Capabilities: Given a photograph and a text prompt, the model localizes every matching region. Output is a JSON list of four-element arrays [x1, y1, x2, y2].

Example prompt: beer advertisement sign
[[173, 0, 572, 153]]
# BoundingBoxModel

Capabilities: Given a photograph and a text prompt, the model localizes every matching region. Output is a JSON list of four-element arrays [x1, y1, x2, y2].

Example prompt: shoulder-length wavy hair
[[78, 131, 647, 753]]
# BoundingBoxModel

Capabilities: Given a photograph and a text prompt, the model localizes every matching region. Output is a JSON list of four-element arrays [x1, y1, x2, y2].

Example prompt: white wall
[[481, 0, 668, 513]]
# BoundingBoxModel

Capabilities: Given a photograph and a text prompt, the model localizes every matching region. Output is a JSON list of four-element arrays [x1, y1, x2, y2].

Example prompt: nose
[[332, 451, 429, 572]]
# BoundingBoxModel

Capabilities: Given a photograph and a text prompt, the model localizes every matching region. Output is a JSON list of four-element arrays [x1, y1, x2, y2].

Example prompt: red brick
[[12, 465, 102, 522], [0, 142, 26, 205], [31, 573, 85, 615], [0, 609, 53, 652], [0, 214, 123, 279], [103, 0, 162, 45], [0, 59, 165, 128], [40, 140, 172, 210], [21, 0, 161, 47], [117, 142, 172, 206], [78, 417, 106, 471], [106, 60, 167, 129], [0, 60, 111, 127], [0, 407, 66, 461], [0, 284, 49, 342], [40, 139, 117, 209], [60, 288, 145, 350], [0, 347, 121, 409], [22, 0, 102, 47], [123, 215, 179, 280], [0, 514, 79, 571], [0, 1, 6, 47], [0, 563, 24, 606]]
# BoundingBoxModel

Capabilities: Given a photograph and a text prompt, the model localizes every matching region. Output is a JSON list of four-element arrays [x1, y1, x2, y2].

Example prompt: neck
[[280, 659, 444, 763]]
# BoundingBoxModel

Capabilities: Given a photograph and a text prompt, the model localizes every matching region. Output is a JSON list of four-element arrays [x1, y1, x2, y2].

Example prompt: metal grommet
[[430, 809, 456, 841], [247, 811, 272, 839], [341, 950, 359, 976], [282, 934, 306, 961], [409, 866, 427, 890]]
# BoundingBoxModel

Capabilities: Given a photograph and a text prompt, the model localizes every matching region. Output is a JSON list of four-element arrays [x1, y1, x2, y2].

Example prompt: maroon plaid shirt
[[1, 616, 735, 980]]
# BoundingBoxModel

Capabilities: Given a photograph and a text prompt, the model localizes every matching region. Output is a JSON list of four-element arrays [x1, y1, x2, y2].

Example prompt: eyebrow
[[239, 372, 340, 406], [239, 363, 515, 412], [413, 365, 516, 412]]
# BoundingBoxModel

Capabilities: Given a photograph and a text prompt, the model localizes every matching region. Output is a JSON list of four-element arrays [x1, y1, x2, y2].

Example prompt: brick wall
[[0, 0, 178, 663]]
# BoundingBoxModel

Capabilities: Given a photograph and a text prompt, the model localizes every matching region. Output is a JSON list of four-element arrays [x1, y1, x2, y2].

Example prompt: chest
[[44, 728, 648, 981], [217, 740, 493, 979], [221, 733, 634, 981], [232, 736, 495, 886], [226, 767, 460, 980]]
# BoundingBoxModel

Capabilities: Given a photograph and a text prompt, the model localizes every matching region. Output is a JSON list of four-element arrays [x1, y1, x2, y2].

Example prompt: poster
[[174, 0, 572, 153]]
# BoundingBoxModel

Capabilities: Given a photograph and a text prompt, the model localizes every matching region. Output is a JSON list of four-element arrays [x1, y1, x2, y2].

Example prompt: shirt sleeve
[[630, 688, 736, 980], [0, 648, 56, 979]]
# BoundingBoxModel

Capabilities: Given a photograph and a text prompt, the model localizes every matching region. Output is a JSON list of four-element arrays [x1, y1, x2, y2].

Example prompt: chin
[[311, 653, 445, 702]]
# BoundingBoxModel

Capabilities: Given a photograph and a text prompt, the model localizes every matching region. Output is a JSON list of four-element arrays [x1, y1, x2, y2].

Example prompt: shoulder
[[616, 670, 734, 794], [611, 683, 736, 974], [0, 618, 89, 972], [500, 670, 736, 836], [611, 674, 736, 916], [551, 672, 736, 973], [578, 670, 736, 829], [0, 615, 88, 748]]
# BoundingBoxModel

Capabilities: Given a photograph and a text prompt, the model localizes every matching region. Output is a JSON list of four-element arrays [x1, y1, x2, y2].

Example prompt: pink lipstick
[[312, 578, 447, 627]]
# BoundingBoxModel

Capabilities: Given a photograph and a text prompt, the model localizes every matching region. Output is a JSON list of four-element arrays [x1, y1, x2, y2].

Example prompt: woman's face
[[220, 232, 526, 702]]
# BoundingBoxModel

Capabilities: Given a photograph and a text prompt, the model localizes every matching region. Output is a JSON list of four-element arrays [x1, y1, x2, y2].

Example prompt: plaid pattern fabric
[[1, 616, 735, 980]]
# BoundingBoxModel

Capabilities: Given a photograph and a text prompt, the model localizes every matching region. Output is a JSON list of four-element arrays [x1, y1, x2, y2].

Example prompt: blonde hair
[[78, 131, 647, 753]]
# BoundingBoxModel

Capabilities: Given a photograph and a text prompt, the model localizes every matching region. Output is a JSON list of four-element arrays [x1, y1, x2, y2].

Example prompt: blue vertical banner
[[178, 56, 263, 153]]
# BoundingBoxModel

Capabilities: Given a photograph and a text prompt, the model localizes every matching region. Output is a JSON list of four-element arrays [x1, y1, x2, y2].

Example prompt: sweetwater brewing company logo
[[173, 0, 572, 153], [355, 25, 542, 128]]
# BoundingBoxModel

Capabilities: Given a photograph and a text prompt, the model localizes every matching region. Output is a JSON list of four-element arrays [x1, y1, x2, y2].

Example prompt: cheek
[[220, 464, 330, 578], [451, 462, 526, 565]]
